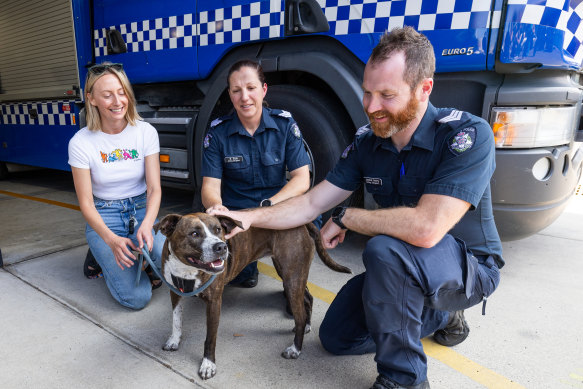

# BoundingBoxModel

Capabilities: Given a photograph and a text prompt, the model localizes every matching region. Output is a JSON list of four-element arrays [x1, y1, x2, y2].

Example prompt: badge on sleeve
[[448, 127, 475, 155], [203, 133, 212, 148], [292, 123, 301, 139], [341, 142, 354, 159]]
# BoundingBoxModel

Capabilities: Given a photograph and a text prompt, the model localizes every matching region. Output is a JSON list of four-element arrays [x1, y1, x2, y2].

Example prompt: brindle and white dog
[[154, 212, 351, 380]]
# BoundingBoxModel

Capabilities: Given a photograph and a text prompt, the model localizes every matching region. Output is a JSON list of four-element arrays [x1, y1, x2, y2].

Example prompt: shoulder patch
[[355, 124, 371, 137], [210, 118, 223, 128], [448, 127, 476, 155], [341, 142, 354, 159], [291, 123, 301, 139], [438, 110, 463, 123], [203, 132, 213, 148], [278, 110, 292, 118]]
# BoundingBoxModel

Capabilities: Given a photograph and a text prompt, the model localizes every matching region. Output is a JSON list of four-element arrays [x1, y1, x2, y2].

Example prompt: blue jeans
[[86, 192, 165, 310], [319, 234, 500, 386]]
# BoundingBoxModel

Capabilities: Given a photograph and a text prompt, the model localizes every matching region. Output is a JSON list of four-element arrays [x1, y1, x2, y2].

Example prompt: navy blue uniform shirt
[[202, 107, 310, 210], [326, 103, 504, 267]]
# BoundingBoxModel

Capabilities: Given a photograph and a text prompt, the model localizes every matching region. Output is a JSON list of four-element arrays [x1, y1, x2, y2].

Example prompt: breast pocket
[[365, 177, 393, 207], [261, 151, 285, 186], [398, 176, 429, 207], [224, 154, 251, 183]]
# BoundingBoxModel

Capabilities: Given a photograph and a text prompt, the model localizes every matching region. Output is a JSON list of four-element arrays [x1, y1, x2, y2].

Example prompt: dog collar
[[170, 274, 196, 293]]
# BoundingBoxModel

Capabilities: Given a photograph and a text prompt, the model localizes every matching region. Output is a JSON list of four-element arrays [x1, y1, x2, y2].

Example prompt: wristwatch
[[260, 199, 272, 207], [331, 206, 347, 229]]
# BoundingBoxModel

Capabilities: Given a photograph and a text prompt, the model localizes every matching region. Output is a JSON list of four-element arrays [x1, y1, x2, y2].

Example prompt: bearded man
[[211, 27, 504, 389]]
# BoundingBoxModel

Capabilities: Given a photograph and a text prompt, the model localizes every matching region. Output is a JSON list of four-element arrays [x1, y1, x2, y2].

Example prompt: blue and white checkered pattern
[[93, 0, 583, 62], [0, 101, 78, 126], [322, 0, 499, 34], [94, 15, 197, 57], [508, 0, 583, 62], [94, 0, 500, 57]]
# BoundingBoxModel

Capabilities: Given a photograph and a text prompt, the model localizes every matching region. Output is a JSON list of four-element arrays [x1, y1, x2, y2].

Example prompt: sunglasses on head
[[87, 63, 123, 75]]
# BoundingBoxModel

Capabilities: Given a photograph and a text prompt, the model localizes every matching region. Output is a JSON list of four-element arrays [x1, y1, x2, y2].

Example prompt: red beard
[[368, 95, 419, 138]]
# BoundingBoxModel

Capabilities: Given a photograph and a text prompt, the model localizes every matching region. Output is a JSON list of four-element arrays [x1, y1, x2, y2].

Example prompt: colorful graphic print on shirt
[[100, 148, 139, 163]]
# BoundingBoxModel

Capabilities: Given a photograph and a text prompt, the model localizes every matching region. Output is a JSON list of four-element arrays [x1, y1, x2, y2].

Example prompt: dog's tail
[[306, 223, 352, 274]]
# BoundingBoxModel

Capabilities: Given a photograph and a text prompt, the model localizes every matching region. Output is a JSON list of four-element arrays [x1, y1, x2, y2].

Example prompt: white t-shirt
[[68, 120, 160, 200]]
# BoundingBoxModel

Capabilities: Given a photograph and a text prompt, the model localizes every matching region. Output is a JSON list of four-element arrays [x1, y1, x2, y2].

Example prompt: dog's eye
[[214, 227, 221, 234], [192, 231, 199, 237]]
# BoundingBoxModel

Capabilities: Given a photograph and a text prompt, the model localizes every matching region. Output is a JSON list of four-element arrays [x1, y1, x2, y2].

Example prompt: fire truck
[[1, 0, 582, 240]]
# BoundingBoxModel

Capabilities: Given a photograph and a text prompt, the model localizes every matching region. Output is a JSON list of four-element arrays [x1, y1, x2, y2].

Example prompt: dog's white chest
[[164, 248, 203, 289]]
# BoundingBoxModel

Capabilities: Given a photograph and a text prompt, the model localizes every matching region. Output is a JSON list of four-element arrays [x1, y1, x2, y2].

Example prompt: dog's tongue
[[211, 259, 224, 268]]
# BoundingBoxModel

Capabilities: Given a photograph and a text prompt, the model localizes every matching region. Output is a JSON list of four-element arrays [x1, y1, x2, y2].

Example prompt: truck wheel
[[265, 85, 352, 186], [0, 162, 8, 180]]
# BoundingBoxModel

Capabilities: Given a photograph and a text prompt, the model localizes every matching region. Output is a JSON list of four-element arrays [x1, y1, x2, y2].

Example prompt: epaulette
[[210, 118, 223, 128], [276, 110, 292, 118], [436, 109, 464, 124], [355, 124, 371, 137]]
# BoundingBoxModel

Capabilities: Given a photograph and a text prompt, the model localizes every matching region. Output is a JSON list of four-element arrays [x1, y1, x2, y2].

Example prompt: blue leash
[[136, 243, 217, 297]]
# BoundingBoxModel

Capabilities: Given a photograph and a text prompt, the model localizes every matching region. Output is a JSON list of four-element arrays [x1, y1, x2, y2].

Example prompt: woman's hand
[[136, 222, 154, 253], [106, 235, 138, 270]]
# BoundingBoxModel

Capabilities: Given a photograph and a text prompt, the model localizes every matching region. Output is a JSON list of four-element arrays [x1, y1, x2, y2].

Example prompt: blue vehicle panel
[[92, 0, 503, 82], [499, 0, 583, 69], [93, 0, 199, 83], [0, 101, 81, 171]]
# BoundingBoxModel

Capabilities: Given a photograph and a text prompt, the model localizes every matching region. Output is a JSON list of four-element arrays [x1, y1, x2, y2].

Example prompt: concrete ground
[[1, 165, 582, 389]]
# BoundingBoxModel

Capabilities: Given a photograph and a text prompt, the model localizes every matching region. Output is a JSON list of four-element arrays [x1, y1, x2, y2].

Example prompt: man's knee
[[363, 235, 408, 271], [319, 321, 343, 355]]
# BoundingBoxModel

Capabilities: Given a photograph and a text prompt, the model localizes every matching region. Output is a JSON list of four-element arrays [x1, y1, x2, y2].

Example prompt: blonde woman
[[68, 63, 164, 309]]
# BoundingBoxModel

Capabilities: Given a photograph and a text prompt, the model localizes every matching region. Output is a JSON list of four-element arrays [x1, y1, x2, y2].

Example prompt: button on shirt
[[202, 107, 310, 210], [326, 103, 504, 267]]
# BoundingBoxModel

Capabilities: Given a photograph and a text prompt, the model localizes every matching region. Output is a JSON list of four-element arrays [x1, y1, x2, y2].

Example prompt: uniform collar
[[372, 102, 437, 152], [227, 107, 278, 137]]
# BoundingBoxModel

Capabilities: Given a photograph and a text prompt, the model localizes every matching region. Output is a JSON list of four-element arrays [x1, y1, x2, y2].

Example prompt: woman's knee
[[116, 286, 151, 310]]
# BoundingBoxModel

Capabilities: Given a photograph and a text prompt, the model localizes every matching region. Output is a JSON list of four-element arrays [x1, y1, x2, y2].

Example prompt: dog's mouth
[[186, 256, 226, 274]]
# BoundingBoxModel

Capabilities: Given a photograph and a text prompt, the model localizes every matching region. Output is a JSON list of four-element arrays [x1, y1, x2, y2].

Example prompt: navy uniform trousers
[[319, 234, 500, 386]]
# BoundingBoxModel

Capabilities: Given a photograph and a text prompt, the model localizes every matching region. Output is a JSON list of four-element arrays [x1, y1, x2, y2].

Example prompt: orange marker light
[[160, 154, 170, 163]]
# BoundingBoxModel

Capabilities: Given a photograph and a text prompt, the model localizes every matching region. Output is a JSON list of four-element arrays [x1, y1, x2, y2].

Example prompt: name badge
[[224, 156, 243, 163], [365, 177, 382, 186]]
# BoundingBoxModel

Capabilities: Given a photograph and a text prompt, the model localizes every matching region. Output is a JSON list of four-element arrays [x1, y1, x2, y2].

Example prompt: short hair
[[227, 59, 266, 88], [84, 63, 141, 131], [369, 27, 436, 90]]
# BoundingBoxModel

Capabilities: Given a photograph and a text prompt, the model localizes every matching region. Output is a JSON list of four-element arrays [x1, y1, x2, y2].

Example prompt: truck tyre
[[0, 162, 8, 180], [265, 85, 352, 187]]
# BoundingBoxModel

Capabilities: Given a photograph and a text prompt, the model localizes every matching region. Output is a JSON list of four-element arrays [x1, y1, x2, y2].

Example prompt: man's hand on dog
[[206, 204, 229, 213], [208, 209, 249, 239]]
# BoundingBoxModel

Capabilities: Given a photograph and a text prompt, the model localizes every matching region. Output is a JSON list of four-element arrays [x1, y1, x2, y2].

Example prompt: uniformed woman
[[201, 59, 311, 287]]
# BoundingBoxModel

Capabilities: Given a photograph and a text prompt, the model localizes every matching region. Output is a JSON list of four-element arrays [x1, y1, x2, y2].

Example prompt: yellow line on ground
[[258, 260, 525, 389], [3, 190, 524, 388], [0, 189, 80, 211]]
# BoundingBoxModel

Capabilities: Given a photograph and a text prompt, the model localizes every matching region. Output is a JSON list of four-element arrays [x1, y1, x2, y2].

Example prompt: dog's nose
[[213, 242, 227, 255]]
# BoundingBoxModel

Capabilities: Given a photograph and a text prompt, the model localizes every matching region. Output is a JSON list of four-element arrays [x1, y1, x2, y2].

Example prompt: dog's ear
[[217, 215, 243, 234], [154, 214, 182, 237]]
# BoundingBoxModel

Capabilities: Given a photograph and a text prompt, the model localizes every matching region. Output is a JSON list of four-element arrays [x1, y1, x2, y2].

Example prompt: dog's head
[[154, 213, 242, 274]]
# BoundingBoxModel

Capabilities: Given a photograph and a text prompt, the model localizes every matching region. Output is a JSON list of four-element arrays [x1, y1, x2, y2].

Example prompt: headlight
[[490, 106, 577, 148]]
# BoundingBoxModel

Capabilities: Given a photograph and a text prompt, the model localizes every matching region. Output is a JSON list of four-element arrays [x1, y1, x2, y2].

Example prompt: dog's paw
[[162, 337, 180, 351], [198, 357, 217, 380], [281, 344, 301, 359]]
